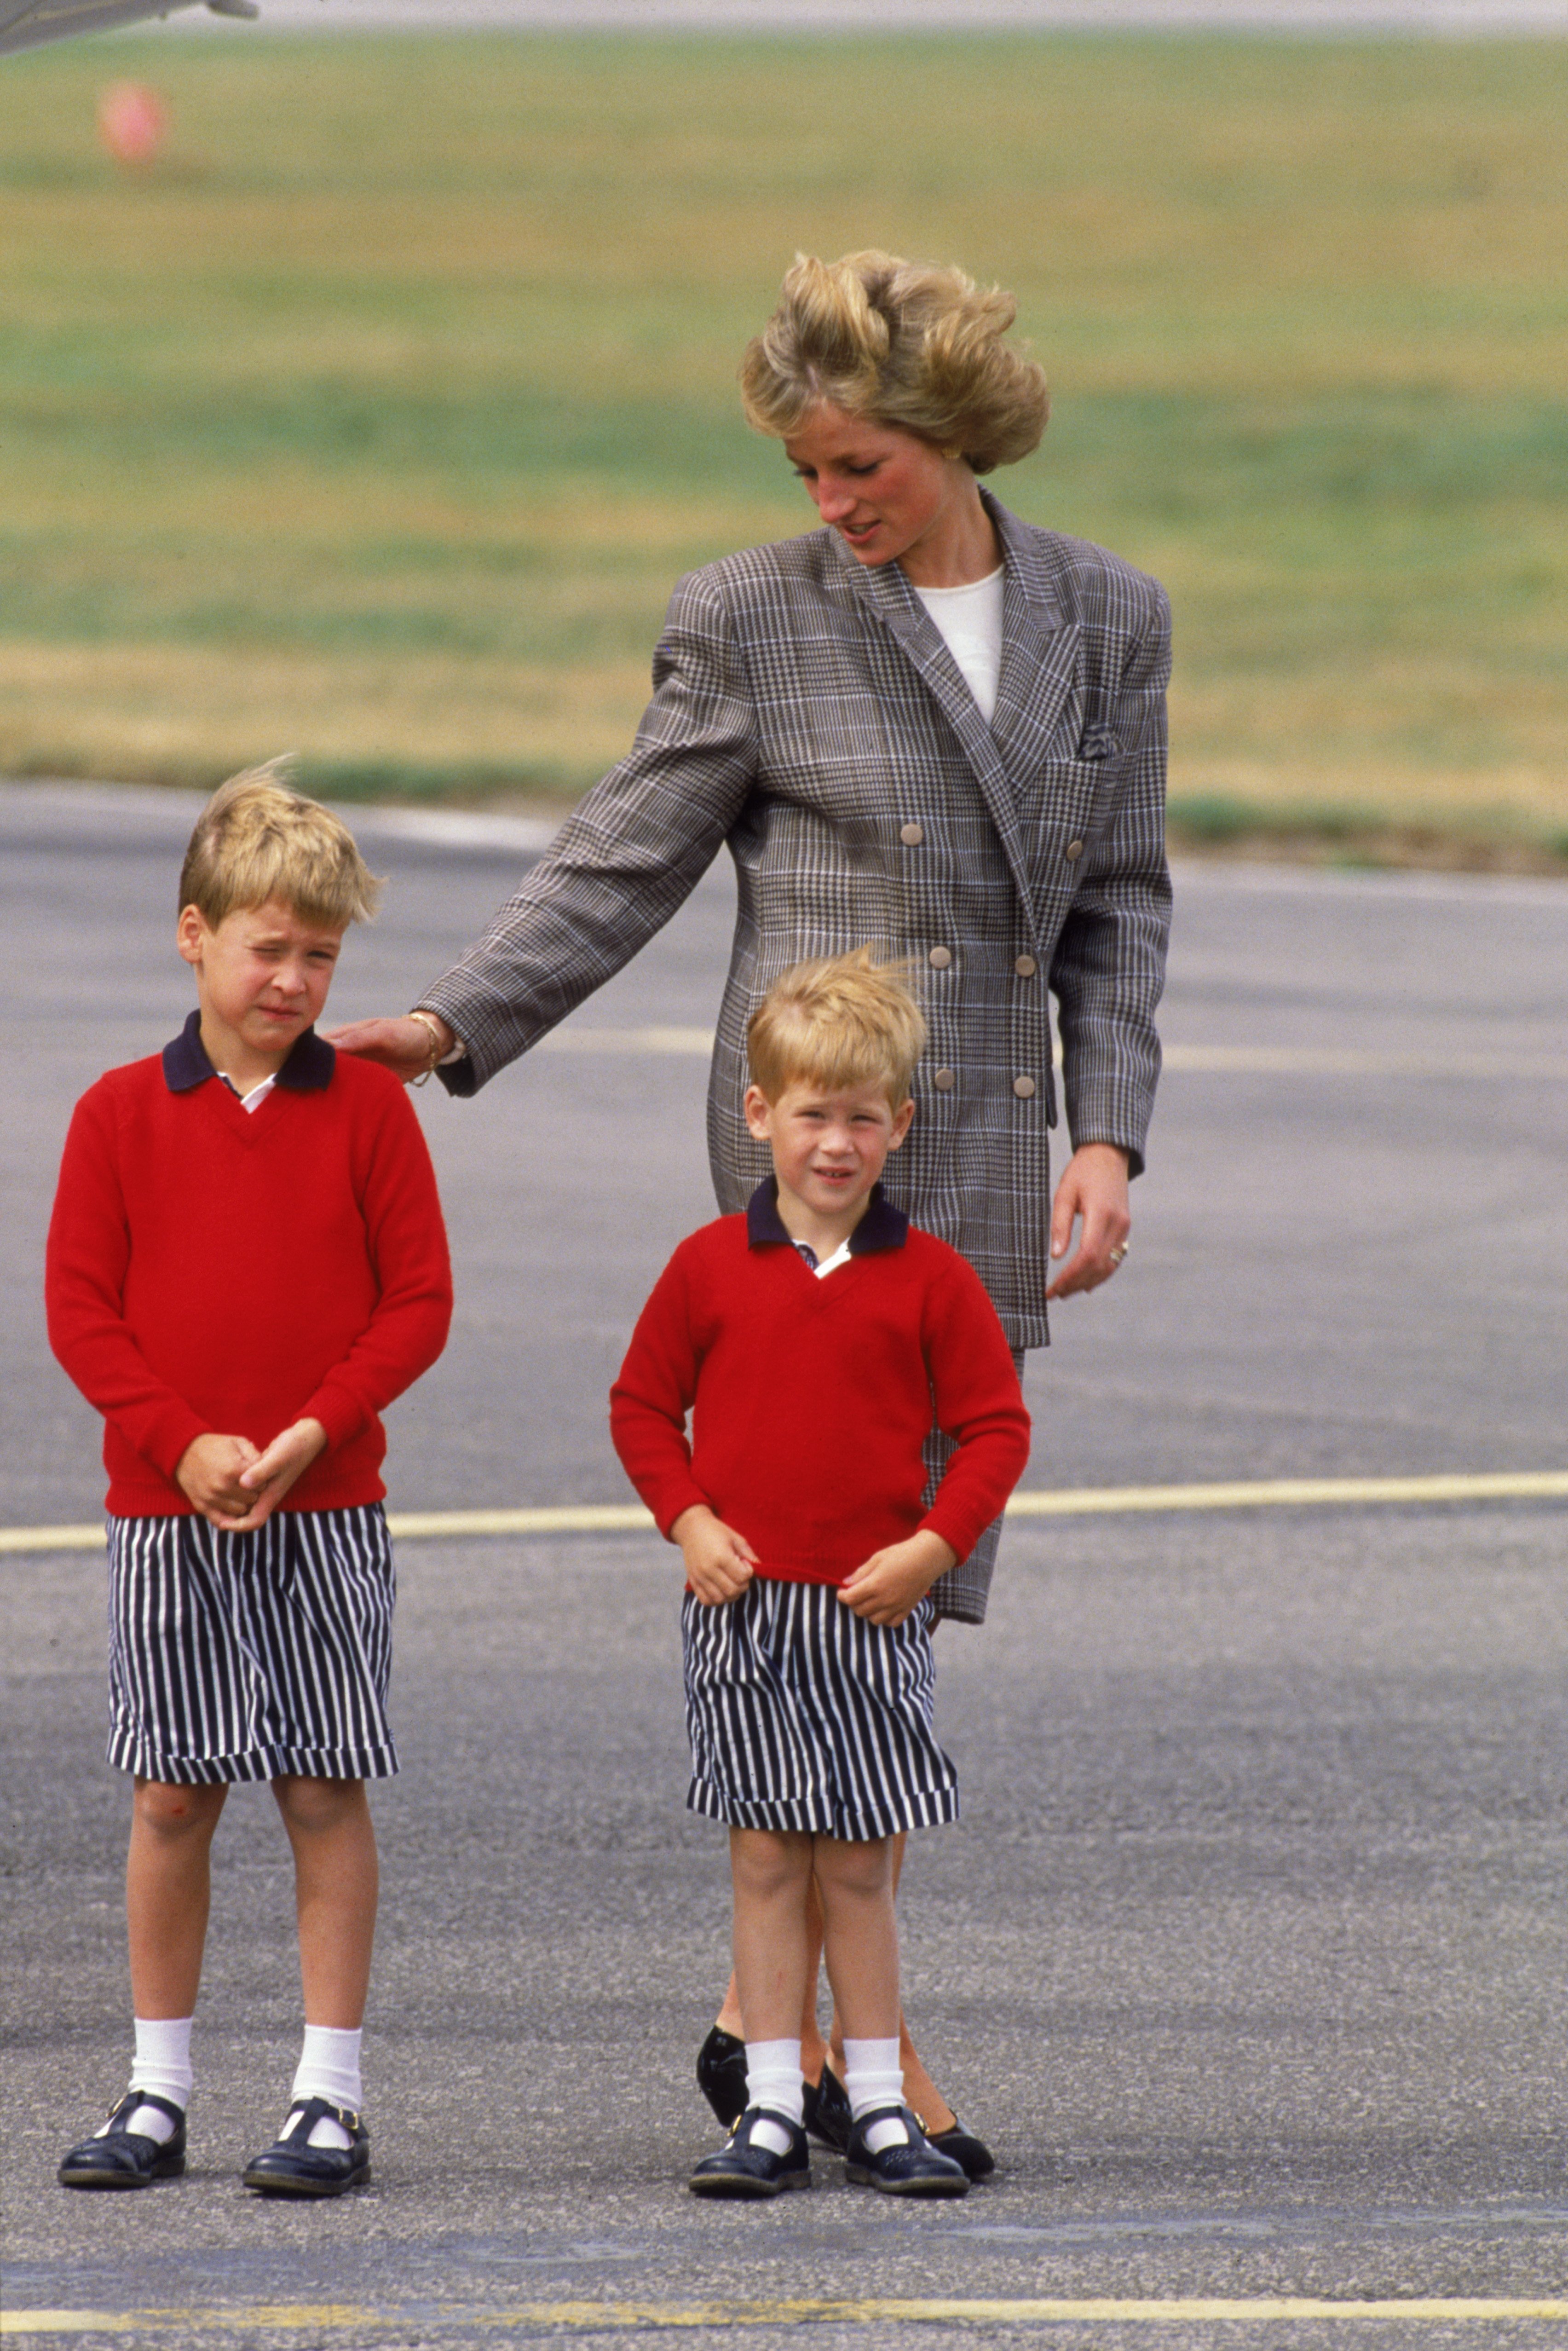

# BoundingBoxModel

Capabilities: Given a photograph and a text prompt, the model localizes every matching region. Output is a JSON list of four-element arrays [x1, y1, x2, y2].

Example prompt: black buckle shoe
[[695, 2024, 749, 2129], [928, 2115, 995, 2179], [689, 2104, 811, 2200], [58, 2091, 187, 2190], [803, 2061, 853, 2154], [844, 2103, 968, 2197], [242, 2098, 370, 2198]]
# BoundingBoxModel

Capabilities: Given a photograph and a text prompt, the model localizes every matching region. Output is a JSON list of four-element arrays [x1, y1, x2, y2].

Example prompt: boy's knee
[[730, 1827, 811, 1902], [272, 1774, 366, 1835], [132, 1779, 225, 1838], [814, 1835, 892, 1901]]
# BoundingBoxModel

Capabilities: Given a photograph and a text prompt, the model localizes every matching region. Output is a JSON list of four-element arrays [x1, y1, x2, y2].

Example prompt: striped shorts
[[683, 1578, 958, 1842], [106, 1507, 398, 1785]]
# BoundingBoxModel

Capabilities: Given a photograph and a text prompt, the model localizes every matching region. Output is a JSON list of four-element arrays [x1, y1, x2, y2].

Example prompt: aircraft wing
[[0, 0, 256, 53]]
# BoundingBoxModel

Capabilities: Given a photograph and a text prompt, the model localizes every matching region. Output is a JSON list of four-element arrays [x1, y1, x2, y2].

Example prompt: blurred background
[[2, 0, 1564, 866]]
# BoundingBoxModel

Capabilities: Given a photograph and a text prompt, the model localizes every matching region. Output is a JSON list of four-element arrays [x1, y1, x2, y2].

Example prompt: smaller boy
[[611, 951, 1030, 2199], [46, 767, 452, 2198]]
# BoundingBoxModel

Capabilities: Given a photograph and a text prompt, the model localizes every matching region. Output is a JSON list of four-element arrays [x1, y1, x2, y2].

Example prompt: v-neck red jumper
[[610, 1208, 1031, 1584], [46, 1041, 452, 1518]]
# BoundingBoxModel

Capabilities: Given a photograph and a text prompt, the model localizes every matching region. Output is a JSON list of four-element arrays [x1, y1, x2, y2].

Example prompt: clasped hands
[[672, 1503, 957, 1629], [174, 1418, 329, 1532]]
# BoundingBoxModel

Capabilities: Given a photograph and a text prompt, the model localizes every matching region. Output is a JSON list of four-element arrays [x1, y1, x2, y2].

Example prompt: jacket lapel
[[823, 497, 1078, 944], [986, 496, 1083, 785]]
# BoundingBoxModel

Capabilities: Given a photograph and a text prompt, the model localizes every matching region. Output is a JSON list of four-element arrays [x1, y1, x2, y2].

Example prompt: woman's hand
[[838, 1529, 957, 1627], [1046, 1142, 1132, 1300], [323, 1012, 454, 1085], [672, 1504, 758, 1606]]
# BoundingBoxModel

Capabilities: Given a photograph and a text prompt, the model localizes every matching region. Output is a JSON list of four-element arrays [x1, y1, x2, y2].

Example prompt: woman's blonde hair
[[739, 250, 1049, 474], [179, 761, 382, 930], [748, 948, 927, 1111]]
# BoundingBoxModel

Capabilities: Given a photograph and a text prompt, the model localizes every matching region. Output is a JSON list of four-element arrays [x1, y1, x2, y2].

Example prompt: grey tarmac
[[3, 782, 1567, 2347]]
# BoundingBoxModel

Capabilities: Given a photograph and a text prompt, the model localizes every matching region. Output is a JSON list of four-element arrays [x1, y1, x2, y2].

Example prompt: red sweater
[[610, 1184, 1031, 1583], [46, 1017, 453, 1517]]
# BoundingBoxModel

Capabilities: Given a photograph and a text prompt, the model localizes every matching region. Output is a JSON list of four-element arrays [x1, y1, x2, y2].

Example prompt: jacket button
[[928, 946, 952, 969], [1013, 1074, 1036, 1099], [1064, 838, 1084, 861], [1014, 954, 1038, 977], [932, 1067, 957, 1091], [899, 821, 924, 845]]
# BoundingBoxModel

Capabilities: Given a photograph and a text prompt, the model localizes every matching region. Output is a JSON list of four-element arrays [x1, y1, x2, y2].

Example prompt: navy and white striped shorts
[[106, 1507, 398, 1785], [683, 1578, 958, 1841]]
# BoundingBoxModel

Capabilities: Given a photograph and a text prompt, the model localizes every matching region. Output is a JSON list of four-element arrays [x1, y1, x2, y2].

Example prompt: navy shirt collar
[[162, 1007, 335, 1094], [745, 1176, 908, 1256]]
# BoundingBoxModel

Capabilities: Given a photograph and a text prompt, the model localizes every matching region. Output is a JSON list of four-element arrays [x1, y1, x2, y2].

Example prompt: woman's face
[[782, 403, 971, 578]]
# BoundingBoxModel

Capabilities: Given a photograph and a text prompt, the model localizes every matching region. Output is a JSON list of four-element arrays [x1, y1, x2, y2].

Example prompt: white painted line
[[6, 2293, 1568, 2335], [1163, 1044, 1568, 1080], [528, 1027, 1568, 1081], [536, 1025, 716, 1055], [4, 1471, 1563, 1560]]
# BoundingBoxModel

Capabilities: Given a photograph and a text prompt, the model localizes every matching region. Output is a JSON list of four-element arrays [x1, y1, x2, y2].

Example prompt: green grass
[[1, 31, 1564, 848]]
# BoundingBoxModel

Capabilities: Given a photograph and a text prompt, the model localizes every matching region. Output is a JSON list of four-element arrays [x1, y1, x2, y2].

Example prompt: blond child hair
[[746, 948, 927, 1112], [179, 762, 382, 930]]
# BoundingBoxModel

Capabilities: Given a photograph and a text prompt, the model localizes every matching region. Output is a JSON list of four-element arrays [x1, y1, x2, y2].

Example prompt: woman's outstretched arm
[[329, 568, 758, 1090]]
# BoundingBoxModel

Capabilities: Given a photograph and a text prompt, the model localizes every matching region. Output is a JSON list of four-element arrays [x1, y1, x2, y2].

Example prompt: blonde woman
[[336, 251, 1171, 2175]]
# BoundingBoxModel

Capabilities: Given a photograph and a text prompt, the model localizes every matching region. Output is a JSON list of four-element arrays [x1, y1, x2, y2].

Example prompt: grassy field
[[2, 32, 1565, 857]]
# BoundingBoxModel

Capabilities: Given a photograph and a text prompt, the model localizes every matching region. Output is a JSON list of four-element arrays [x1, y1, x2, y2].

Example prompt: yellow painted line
[[0, 1521, 106, 1554], [1005, 1469, 1568, 1518], [3, 1472, 1565, 1560], [6, 2296, 1568, 2334], [387, 1502, 652, 1540]]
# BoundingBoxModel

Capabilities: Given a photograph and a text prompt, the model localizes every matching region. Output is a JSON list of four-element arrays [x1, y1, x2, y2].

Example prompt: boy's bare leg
[[823, 1831, 957, 2131], [812, 1834, 899, 2042], [719, 1830, 953, 2117], [714, 1870, 825, 2082], [729, 1827, 814, 2044], [272, 1776, 378, 2028], [126, 1778, 228, 2017]]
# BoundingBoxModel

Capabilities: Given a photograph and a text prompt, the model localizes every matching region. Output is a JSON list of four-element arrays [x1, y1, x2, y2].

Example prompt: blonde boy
[[611, 951, 1030, 2198], [46, 769, 451, 2198]]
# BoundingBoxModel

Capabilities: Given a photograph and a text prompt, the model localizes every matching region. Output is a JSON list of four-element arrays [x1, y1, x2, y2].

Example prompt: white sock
[[288, 2024, 362, 2150], [110, 2016, 193, 2143], [843, 2035, 909, 2153], [744, 2037, 804, 2156]]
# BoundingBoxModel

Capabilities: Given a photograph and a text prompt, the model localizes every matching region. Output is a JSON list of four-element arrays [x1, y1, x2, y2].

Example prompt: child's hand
[[672, 1504, 758, 1607], [218, 1418, 329, 1531], [175, 1432, 264, 1525], [838, 1530, 957, 1627]]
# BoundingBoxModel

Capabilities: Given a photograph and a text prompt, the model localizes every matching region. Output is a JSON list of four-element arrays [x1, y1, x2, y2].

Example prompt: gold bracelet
[[407, 1009, 446, 1087]]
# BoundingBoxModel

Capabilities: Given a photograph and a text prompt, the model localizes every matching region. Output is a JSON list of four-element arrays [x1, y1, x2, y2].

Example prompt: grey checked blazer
[[421, 490, 1171, 1620]]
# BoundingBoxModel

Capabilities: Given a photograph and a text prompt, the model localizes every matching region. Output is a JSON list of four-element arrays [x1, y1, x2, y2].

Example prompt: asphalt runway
[[4, 781, 1568, 2347]]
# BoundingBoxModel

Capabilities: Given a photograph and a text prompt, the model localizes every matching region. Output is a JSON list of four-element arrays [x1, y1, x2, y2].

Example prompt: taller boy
[[612, 953, 1031, 2198], [46, 770, 452, 2197]]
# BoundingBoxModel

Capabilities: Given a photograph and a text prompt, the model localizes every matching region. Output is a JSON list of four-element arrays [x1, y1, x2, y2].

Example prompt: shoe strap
[[283, 2095, 361, 2138], [852, 2101, 924, 2143], [734, 2104, 801, 2149], [109, 2090, 184, 2131]]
